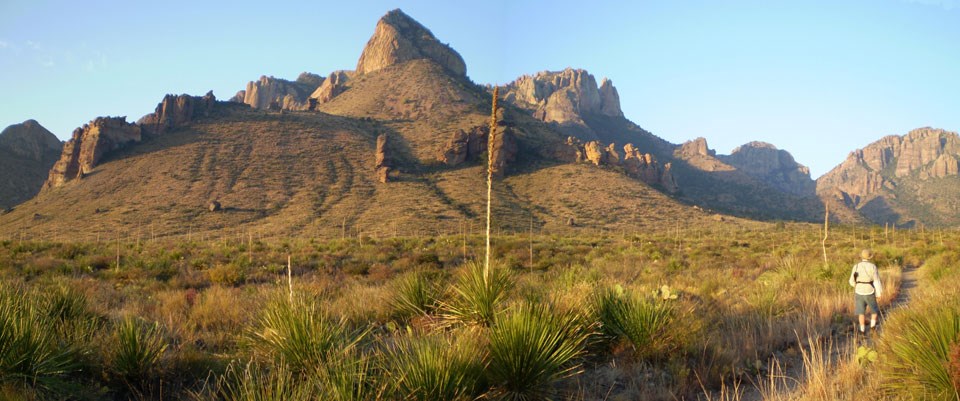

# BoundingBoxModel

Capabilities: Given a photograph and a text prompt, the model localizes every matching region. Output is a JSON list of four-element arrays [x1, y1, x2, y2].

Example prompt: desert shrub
[[200, 361, 315, 401], [249, 297, 365, 374], [206, 263, 245, 286], [109, 317, 168, 389], [390, 271, 441, 319], [593, 285, 676, 360], [382, 332, 487, 400], [440, 260, 513, 327], [0, 287, 85, 396], [486, 302, 592, 400], [880, 305, 960, 400]]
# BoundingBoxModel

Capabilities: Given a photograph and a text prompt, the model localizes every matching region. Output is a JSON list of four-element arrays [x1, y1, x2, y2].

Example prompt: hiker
[[849, 249, 883, 333]]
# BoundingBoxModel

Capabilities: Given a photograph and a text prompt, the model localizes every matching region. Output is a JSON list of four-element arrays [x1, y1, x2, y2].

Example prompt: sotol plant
[[486, 302, 593, 400], [440, 260, 513, 327], [383, 331, 487, 400], [593, 285, 676, 360]]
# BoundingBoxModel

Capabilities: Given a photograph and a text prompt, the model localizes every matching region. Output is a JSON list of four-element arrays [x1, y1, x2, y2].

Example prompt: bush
[[249, 297, 365, 374], [486, 302, 592, 400], [440, 260, 513, 327], [881, 305, 960, 399], [110, 317, 168, 387], [593, 285, 676, 360], [0, 288, 85, 396], [383, 332, 487, 400], [390, 271, 441, 319]]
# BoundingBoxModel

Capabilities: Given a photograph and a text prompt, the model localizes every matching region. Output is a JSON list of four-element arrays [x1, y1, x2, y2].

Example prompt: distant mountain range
[[2, 9, 958, 237]]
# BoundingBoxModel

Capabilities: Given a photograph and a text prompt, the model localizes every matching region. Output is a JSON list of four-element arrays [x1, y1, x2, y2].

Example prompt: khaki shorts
[[855, 293, 880, 315]]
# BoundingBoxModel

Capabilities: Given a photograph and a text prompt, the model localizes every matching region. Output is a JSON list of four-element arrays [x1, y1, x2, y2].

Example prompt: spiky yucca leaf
[[593, 286, 675, 359], [441, 260, 512, 327], [390, 271, 440, 319], [486, 302, 592, 400], [111, 317, 168, 384], [250, 297, 365, 374], [881, 305, 960, 400], [384, 332, 487, 400]]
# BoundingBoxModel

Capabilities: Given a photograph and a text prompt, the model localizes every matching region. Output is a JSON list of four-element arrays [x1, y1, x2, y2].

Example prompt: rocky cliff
[[44, 117, 142, 189], [355, 9, 466, 77], [139, 91, 216, 135], [232, 73, 322, 110], [502, 68, 623, 126], [0, 120, 62, 208], [817, 127, 960, 225], [564, 137, 677, 191], [46, 93, 217, 189], [719, 141, 815, 196], [309, 70, 352, 106]]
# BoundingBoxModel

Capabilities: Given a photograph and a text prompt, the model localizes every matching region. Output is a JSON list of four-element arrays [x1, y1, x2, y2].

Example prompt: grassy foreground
[[0, 222, 957, 400]]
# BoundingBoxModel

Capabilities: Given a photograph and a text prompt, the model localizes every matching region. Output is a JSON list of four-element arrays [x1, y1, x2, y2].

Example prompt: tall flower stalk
[[485, 86, 499, 284]]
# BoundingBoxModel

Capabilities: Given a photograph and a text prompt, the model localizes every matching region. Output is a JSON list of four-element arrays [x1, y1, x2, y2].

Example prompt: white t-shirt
[[849, 260, 883, 297]]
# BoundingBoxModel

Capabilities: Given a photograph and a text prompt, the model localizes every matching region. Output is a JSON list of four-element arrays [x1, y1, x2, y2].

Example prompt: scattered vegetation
[[0, 223, 954, 400]]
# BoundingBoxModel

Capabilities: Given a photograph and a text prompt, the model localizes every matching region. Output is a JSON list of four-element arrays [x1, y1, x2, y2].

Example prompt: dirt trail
[[730, 264, 920, 401]]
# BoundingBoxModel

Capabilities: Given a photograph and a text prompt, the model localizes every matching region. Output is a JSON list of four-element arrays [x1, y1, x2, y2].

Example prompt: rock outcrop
[[437, 125, 487, 166], [566, 137, 677, 192], [435, 124, 517, 176], [818, 128, 960, 206], [44, 117, 142, 188], [677, 137, 715, 159], [375, 134, 392, 183], [489, 127, 517, 177], [234, 74, 322, 110], [502, 68, 623, 125], [355, 9, 466, 77], [138, 91, 216, 135], [0, 120, 63, 208], [719, 141, 815, 196], [309, 70, 352, 106]]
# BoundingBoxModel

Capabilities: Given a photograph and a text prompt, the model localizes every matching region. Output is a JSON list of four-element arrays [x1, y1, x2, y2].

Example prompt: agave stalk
[[484, 86, 499, 284]]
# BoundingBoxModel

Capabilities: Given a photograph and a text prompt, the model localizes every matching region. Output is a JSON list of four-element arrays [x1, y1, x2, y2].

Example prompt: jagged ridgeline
[[0, 9, 719, 239], [2, 8, 958, 237]]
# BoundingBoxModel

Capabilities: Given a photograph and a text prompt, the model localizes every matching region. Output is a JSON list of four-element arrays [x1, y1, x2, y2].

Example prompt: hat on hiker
[[861, 249, 873, 260]]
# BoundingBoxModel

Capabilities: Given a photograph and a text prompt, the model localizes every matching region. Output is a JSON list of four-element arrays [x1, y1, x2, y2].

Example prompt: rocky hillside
[[817, 127, 960, 226], [718, 141, 815, 196], [0, 9, 727, 240], [0, 120, 62, 209]]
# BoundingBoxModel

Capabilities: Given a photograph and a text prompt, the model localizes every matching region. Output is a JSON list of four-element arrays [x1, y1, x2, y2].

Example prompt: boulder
[[208, 200, 221, 212], [355, 9, 466, 77]]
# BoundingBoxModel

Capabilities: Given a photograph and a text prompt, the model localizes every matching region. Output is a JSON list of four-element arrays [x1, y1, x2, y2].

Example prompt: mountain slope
[[0, 120, 62, 209], [0, 9, 729, 240], [817, 127, 960, 226]]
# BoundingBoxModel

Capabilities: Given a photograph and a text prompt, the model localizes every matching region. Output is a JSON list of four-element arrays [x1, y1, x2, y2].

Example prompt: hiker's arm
[[848, 265, 857, 287], [874, 267, 884, 298]]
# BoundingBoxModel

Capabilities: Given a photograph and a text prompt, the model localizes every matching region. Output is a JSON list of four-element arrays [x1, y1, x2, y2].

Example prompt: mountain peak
[[355, 9, 466, 77]]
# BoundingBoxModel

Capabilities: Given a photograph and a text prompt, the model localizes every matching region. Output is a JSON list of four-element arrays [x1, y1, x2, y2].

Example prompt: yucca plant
[[390, 270, 440, 319], [204, 360, 315, 401], [249, 297, 365, 374], [383, 331, 487, 400], [593, 285, 675, 360], [111, 317, 168, 386], [316, 351, 381, 401], [486, 302, 592, 400], [440, 260, 513, 327], [0, 288, 84, 396], [880, 305, 960, 400]]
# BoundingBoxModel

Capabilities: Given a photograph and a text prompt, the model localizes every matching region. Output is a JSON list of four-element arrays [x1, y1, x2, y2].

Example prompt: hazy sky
[[1, 0, 958, 178]]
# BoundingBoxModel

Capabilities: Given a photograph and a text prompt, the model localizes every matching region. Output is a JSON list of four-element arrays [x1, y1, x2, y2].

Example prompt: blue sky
[[1, 0, 958, 178]]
